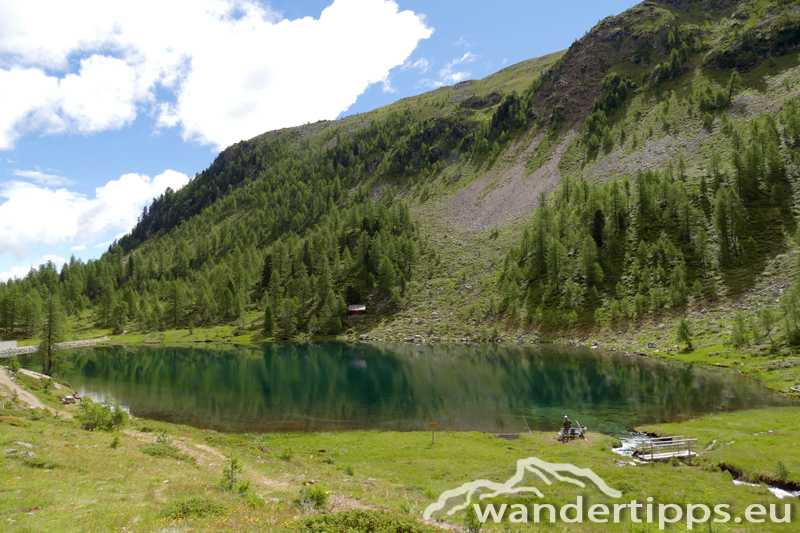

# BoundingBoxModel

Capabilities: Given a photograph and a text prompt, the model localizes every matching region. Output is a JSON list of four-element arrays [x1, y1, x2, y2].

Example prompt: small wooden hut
[[347, 304, 366, 319]]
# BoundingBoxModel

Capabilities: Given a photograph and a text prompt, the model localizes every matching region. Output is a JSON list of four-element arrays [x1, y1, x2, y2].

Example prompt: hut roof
[[348, 304, 366, 312]]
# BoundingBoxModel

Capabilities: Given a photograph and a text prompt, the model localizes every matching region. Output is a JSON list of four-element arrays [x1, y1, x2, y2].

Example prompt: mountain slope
[[4, 1, 800, 390]]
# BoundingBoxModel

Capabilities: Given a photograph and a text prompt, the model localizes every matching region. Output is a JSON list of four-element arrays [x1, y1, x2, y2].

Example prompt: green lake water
[[19, 342, 788, 435]]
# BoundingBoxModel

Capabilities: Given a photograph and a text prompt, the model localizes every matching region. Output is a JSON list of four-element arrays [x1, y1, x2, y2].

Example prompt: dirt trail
[[122, 429, 377, 511], [447, 130, 574, 230], [123, 430, 297, 495], [0, 368, 55, 413]]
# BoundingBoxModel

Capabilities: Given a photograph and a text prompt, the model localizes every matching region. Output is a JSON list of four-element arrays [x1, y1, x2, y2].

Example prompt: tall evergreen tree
[[39, 294, 67, 377], [263, 300, 275, 333], [278, 297, 297, 338]]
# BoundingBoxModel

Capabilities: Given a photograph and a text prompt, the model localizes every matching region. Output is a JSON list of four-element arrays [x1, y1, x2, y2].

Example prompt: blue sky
[[0, 0, 639, 281]]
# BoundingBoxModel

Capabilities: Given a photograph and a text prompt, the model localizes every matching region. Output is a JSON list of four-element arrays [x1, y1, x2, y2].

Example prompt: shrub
[[244, 491, 267, 510], [76, 400, 127, 431], [398, 498, 418, 515], [279, 447, 294, 461], [294, 486, 329, 514], [24, 457, 58, 469], [163, 496, 229, 519], [1, 356, 21, 371], [464, 505, 482, 533], [777, 461, 790, 483], [0, 416, 29, 427], [110, 435, 121, 449], [294, 510, 438, 533], [616, 481, 636, 494], [26, 408, 50, 421], [219, 455, 249, 494], [141, 442, 196, 465], [156, 431, 171, 446]]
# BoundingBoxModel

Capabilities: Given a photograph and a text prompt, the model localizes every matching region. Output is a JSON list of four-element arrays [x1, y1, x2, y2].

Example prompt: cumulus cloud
[[0, 0, 433, 151], [380, 76, 397, 93], [70, 245, 86, 252], [0, 169, 188, 257], [0, 264, 35, 282], [421, 52, 478, 89], [0, 254, 67, 282], [402, 57, 431, 73], [11, 168, 73, 186]]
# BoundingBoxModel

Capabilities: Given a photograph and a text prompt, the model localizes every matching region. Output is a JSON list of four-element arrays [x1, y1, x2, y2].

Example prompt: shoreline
[[5, 332, 798, 397], [0, 337, 109, 359]]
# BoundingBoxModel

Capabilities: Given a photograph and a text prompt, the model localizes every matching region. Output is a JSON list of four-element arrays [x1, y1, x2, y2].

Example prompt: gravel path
[[0, 367, 52, 412]]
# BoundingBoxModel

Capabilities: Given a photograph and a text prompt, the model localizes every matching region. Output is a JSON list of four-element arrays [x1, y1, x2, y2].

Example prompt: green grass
[[2, 385, 800, 532], [642, 407, 800, 486]]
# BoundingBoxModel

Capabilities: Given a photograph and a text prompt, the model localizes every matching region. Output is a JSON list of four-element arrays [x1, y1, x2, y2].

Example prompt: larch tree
[[39, 293, 67, 377], [676, 317, 693, 351]]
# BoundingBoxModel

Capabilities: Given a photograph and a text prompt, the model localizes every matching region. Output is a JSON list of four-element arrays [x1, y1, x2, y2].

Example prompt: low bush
[[24, 457, 59, 469], [26, 408, 50, 421], [1, 356, 21, 371], [0, 416, 29, 427], [294, 486, 329, 514], [278, 447, 294, 461], [140, 442, 196, 465], [294, 510, 438, 533], [219, 455, 249, 494], [163, 496, 229, 519], [15, 374, 42, 390], [244, 491, 267, 510], [76, 400, 127, 431]]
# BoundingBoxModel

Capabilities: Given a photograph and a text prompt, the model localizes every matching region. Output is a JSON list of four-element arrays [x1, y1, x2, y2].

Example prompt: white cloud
[[0, 0, 433, 151], [402, 57, 430, 73], [70, 245, 86, 252], [41, 254, 66, 267], [0, 169, 188, 257], [380, 76, 397, 94], [454, 35, 472, 47], [11, 168, 73, 186], [421, 52, 479, 89], [0, 264, 34, 282], [0, 254, 66, 282]]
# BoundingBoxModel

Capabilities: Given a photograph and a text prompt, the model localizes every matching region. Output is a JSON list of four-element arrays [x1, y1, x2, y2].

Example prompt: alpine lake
[[19, 342, 789, 437]]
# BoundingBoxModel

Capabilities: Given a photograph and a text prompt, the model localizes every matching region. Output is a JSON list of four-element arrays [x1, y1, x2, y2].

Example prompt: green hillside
[[5, 0, 800, 391]]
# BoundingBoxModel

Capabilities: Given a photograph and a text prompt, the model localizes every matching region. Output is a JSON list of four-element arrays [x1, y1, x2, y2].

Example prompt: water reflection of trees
[[54, 343, 785, 433]]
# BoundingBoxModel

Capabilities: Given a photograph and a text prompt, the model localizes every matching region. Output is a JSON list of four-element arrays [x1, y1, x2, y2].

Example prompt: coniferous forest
[[6, 0, 800, 375]]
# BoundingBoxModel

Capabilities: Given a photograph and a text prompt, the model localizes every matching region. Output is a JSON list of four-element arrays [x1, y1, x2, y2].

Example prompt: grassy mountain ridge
[[118, 51, 564, 250]]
